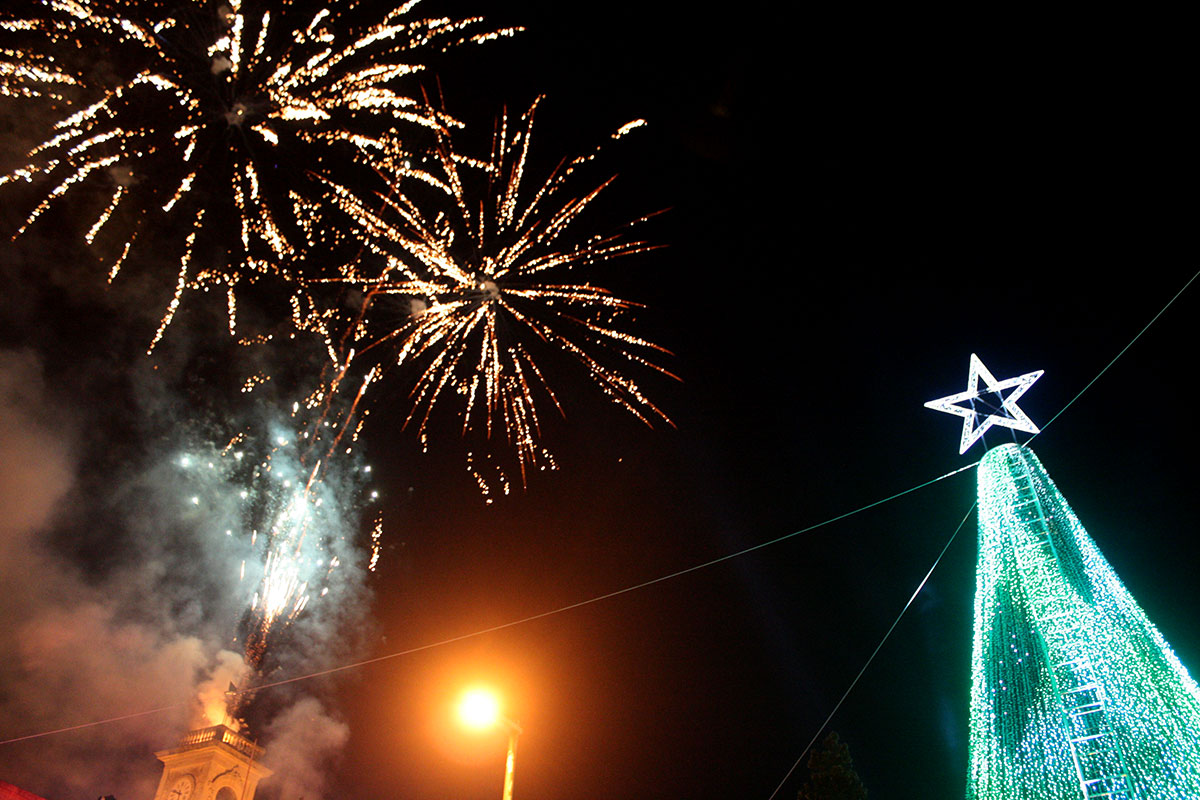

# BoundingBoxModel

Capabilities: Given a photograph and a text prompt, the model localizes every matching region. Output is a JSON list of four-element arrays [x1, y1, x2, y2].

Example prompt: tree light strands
[[925, 354, 1043, 454], [967, 444, 1200, 800]]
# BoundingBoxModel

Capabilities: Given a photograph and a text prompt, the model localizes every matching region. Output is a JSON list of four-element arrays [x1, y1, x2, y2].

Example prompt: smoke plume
[[0, 331, 371, 800]]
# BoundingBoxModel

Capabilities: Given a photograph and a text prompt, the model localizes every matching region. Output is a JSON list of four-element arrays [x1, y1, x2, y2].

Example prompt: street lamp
[[458, 688, 523, 800]]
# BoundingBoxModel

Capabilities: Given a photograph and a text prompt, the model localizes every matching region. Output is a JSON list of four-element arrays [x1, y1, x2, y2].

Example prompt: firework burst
[[0, 0, 518, 349], [304, 96, 675, 497]]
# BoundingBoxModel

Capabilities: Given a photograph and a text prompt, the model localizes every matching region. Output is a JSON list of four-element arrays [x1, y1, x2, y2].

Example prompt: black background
[[2, 3, 1197, 798]]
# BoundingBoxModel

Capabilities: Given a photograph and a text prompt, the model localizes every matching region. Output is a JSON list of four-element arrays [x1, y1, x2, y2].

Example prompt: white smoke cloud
[[0, 350, 72, 552], [0, 348, 371, 799], [258, 696, 351, 800], [0, 349, 187, 796]]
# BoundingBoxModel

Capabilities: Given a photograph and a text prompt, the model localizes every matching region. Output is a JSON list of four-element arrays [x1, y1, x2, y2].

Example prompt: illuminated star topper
[[925, 354, 1043, 454]]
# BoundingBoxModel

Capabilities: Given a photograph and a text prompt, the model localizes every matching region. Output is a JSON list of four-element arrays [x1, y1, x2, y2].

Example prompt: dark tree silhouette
[[798, 732, 868, 800]]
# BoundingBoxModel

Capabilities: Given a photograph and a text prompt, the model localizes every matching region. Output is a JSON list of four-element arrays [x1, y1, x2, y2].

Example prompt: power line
[[7, 273, 1193, 750], [0, 461, 976, 746], [239, 462, 978, 697], [765, 502, 976, 800], [761, 267, 1200, 798], [1033, 267, 1199, 440], [0, 704, 187, 746]]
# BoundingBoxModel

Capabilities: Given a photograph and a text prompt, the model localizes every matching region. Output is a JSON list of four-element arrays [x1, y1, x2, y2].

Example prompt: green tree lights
[[967, 444, 1200, 799]]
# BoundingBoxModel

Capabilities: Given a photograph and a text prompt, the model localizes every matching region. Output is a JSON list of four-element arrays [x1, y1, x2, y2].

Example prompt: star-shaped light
[[925, 354, 1043, 454]]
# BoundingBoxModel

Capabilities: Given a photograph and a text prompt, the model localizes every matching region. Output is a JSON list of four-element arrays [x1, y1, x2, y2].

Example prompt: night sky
[[1, 3, 1197, 799]]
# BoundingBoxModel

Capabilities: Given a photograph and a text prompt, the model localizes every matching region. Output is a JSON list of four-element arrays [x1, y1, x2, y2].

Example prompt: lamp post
[[458, 688, 523, 800], [498, 715, 522, 800]]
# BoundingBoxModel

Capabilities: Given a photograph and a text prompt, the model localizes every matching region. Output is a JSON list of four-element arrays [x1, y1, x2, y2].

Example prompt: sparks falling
[[0, 43, 77, 99], [303, 96, 675, 496], [177, 422, 376, 673], [0, 0, 519, 348]]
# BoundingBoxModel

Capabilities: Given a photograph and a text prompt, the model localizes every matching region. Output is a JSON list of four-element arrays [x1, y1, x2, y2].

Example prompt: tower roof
[[155, 724, 265, 761]]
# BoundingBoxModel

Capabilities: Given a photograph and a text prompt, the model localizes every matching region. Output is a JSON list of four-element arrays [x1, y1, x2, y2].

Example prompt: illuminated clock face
[[167, 775, 195, 800]]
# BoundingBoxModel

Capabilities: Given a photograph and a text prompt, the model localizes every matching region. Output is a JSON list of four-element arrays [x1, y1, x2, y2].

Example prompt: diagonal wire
[[1031, 267, 1199, 440], [0, 704, 189, 746], [237, 462, 979, 697], [765, 501, 976, 800], [0, 461, 977, 746], [765, 267, 1200, 798], [6, 271, 1194, 749]]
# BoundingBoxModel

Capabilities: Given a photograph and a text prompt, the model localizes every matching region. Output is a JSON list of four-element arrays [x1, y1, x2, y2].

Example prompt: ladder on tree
[[1009, 456, 1137, 800]]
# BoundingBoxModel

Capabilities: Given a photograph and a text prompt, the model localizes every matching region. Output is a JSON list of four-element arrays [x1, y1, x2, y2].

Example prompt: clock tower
[[151, 725, 273, 800]]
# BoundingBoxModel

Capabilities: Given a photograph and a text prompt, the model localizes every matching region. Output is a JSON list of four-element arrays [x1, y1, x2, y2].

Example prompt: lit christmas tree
[[966, 443, 1200, 799], [925, 355, 1200, 799]]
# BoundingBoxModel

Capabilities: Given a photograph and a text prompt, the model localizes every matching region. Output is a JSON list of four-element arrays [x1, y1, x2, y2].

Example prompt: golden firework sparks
[[0, 42, 78, 99], [305, 96, 675, 496], [1, 0, 519, 346]]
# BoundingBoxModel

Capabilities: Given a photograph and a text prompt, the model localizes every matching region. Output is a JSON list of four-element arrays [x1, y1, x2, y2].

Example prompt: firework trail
[[175, 416, 378, 685], [0, 0, 518, 349], [297, 96, 676, 499], [1, 44, 77, 99]]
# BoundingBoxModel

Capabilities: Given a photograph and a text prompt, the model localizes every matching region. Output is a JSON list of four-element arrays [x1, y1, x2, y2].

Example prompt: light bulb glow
[[458, 688, 501, 731], [967, 444, 1200, 799]]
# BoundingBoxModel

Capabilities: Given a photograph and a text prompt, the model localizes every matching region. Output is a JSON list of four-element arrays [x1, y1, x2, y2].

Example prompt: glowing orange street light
[[457, 688, 523, 800]]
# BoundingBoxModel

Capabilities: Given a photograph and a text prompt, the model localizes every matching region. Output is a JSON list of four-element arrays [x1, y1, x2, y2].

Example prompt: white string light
[[925, 353, 1043, 454]]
